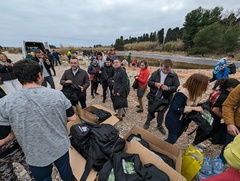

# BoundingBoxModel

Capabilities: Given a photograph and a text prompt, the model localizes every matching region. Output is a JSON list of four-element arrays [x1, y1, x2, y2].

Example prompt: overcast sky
[[1, 0, 239, 47]]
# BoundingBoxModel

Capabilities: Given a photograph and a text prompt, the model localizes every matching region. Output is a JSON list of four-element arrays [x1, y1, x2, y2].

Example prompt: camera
[[6, 59, 12, 63]]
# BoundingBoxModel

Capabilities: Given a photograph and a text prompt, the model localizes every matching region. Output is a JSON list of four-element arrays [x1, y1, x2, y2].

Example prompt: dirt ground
[[3, 52, 240, 180]]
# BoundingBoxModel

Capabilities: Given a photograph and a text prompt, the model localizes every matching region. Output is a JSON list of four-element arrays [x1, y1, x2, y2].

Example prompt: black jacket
[[148, 68, 180, 102], [60, 67, 90, 97], [113, 67, 128, 97], [0, 65, 17, 81], [100, 63, 114, 84]]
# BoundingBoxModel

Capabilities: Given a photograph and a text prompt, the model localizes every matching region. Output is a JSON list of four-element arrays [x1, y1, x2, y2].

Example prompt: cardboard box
[[125, 140, 186, 181], [67, 106, 83, 135], [68, 104, 119, 181], [124, 126, 182, 173], [69, 146, 97, 181], [77, 104, 119, 125]]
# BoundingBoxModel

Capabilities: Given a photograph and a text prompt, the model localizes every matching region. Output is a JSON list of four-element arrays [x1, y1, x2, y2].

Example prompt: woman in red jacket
[[135, 60, 150, 113]]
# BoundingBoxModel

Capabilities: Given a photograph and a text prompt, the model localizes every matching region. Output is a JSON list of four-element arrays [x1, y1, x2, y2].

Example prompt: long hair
[[183, 73, 209, 101]]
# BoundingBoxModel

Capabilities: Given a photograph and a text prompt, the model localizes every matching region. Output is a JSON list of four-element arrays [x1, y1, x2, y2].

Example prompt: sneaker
[[136, 109, 143, 113], [157, 125, 166, 135], [95, 92, 100, 95], [122, 114, 125, 117], [136, 105, 140, 108], [144, 121, 150, 129], [197, 142, 207, 149]]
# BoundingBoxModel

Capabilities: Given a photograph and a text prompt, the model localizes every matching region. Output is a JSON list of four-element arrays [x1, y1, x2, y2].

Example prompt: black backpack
[[184, 102, 214, 134], [70, 123, 93, 158], [227, 63, 236, 74], [127, 134, 150, 149], [91, 109, 112, 124], [61, 83, 80, 102]]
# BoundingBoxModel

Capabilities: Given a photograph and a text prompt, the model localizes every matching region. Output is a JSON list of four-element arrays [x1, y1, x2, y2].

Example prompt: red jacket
[[137, 68, 150, 87]]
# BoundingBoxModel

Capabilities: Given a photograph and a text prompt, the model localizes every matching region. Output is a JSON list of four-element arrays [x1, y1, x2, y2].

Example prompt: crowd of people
[[0, 50, 240, 180]]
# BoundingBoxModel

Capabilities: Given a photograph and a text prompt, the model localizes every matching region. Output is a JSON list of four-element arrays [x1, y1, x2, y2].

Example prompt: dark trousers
[[71, 94, 87, 108], [209, 72, 216, 82], [55, 58, 61, 66], [42, 76, 55, 89], [50, 61, 56, 76], [165, 118, 188, 144], [102, 83, 113, 100], [146, 99, 169, 126], [219, 126, 240, 164], [90, 81, 99, 96], [29, 151, 72, 181]]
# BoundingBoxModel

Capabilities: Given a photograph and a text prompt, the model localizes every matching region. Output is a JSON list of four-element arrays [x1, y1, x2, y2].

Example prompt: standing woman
[[165, 73, 209, 144], [112, 59, 128, 121], [0, 53, 22, 93], [135, 60, 150, 113]]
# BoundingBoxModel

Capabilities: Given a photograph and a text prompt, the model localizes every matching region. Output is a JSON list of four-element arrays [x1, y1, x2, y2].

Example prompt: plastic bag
[[181, 144, 204, 181]]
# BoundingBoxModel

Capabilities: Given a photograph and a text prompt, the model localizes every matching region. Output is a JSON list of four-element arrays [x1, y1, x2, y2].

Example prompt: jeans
[[71, 94, 87, 108], [42, 76, 55, 89], [102, 83, 113, 100], [29, 151, 72, 181], [90, 81, 99, 96]]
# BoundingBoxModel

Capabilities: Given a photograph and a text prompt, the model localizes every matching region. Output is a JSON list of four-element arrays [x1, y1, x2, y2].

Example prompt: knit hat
[[224, 134, 240, 170], [90, 56, 96, 61]]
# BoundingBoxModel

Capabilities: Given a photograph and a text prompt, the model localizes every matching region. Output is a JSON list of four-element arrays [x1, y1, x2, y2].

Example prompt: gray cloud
[[1, 0, 239, 47]]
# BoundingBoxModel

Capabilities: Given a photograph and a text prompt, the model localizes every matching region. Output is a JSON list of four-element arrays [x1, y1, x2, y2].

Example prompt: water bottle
[[199, 157, 212, 176], [212, 157, 225, 175], [197, 171, 207, 180]]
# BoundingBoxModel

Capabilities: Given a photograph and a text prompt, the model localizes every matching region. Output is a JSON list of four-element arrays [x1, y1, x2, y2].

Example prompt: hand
[[191, 106, 204, 114], [116, 92, 120, 96], [227, 124, 239, 136], [78, 86, 83, 92], [161, 85, 169, 91], [98, 71, 102, 74], [65, 80, 73, 84], [155, 82, 162, 89], [112, 90, 115, 94]]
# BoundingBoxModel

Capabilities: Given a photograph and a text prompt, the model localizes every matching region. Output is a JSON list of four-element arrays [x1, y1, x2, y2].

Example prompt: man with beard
[[60, 55, 90, 108]]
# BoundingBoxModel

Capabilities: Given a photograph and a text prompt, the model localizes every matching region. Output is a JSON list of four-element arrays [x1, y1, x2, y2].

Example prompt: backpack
[[91, 109, 112, 124], [208, 89, 221, 109], [227, 63, 236, 74], [126, 134, 150, 149], [184, 103, 214, 134], [61, 83, 80, 102]]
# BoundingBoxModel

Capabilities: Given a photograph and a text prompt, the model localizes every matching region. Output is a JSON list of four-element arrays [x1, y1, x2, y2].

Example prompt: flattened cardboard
[[69, 147, 97, 181], [126, 140, 186, 181], [124, 126, 182, 173]]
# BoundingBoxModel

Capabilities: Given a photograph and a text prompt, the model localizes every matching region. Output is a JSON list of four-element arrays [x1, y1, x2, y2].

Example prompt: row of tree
[[114, 6, 240, 55]]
